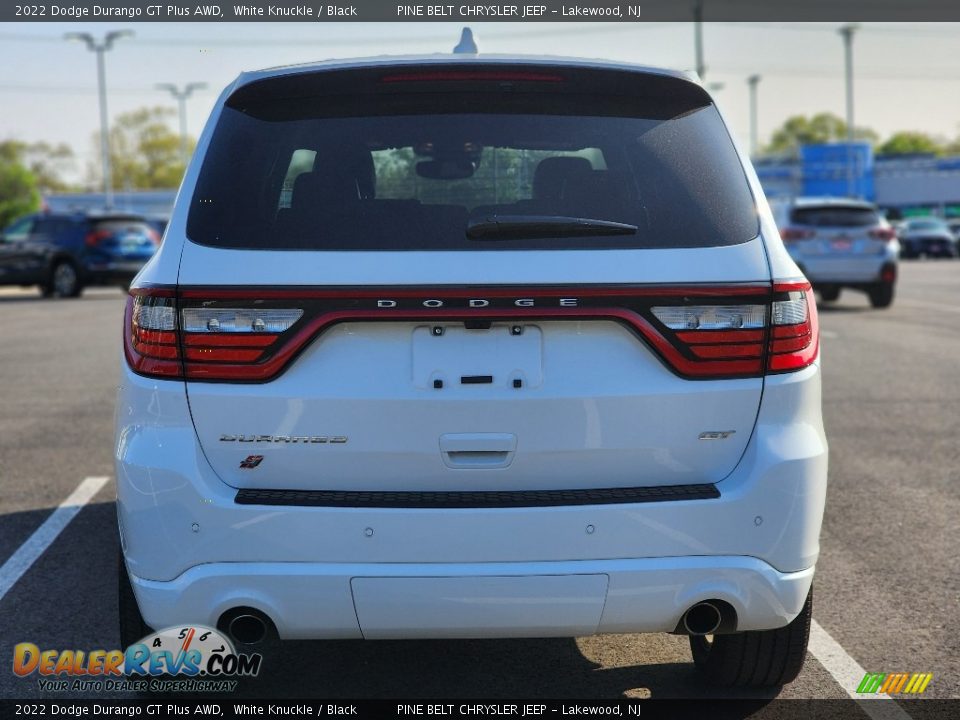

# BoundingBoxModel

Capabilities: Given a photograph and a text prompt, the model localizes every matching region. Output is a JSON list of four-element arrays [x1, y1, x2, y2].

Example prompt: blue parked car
[[0, 211, 160, 297]]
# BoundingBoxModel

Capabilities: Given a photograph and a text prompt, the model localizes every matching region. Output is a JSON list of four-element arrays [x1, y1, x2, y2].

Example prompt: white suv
[[116, 56, 827, 688]]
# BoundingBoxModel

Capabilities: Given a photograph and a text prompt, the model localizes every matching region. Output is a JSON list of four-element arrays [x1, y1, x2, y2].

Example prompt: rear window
[[790, 206, 879, 228], [906, 219, 946, 231], [91, 218, 154, 235], [187, 74, 758, 251]]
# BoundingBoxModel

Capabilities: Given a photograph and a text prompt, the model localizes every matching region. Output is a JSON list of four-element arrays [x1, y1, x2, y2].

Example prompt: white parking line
[[0, 476, 110, 603], [809, 619, 913, 719]]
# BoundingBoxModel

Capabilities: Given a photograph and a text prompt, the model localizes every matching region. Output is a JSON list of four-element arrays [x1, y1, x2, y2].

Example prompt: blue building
[[755, 143, 960, 219]]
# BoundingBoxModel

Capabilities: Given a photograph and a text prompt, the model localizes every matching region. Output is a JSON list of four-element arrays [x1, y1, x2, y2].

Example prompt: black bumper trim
[[234, 483, 720, 509]]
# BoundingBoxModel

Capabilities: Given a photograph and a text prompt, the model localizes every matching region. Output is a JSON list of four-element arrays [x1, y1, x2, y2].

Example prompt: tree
[[877, 131, 944, 156], [0, 140, 74, 194], [90, 107, 190, 190], [765, 113, 878, 157], [22, 141, 76, 192], [0, 145, 40, 228]]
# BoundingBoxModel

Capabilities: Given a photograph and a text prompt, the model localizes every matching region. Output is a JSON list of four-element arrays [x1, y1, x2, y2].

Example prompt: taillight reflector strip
[[689, 344, 764, 359], [184, 348, 265, 363], [123, 282, 819, 382], [675, 329, 764, 345], [183, 334, 277, 348]]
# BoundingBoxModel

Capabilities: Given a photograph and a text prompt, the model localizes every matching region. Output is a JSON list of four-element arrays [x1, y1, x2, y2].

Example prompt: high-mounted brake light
[[380, 71, 565, 84]]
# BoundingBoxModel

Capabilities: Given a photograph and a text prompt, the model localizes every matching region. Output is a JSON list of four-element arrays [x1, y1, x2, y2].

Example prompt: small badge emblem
[[239, 455, 264, 469]]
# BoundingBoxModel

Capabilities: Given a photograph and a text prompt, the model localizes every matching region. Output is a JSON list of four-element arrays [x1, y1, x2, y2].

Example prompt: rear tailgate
[[173, 61, 772, 494], [179, 243, 771, 492]]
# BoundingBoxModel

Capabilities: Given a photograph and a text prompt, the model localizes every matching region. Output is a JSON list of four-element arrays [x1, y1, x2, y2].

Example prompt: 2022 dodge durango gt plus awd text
[[115, 56, 828, 688]]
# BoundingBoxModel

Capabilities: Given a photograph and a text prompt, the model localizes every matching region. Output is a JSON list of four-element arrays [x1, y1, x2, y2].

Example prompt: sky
[[2, 21, 960, 184]]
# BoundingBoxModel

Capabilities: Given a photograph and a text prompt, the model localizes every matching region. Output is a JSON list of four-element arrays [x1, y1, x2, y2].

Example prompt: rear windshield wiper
[[466, 215, 638, 241]]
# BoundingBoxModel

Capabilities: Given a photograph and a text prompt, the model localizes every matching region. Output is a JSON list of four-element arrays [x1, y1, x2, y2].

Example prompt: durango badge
[[220, 434, 347, 444]]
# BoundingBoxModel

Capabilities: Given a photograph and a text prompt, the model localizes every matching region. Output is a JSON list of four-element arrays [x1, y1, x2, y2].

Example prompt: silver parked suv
[[780, 197, 899, 308], [117, 55, 828, 688]]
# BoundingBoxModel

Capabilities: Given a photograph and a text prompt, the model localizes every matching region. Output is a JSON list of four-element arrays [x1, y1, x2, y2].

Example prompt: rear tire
[[868, 283, 895, 309], [118, 548, 151, 650], [690, 587, 812, 687], [48, 261, 83, 298], [819, 287, 841, 302]]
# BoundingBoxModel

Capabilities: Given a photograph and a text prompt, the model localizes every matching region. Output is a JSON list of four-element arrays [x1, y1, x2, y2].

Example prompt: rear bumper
[[83, 258, 150, 284], [129, 556, 815, 639], [116, 361, 827, 638], [794, 254, 895, 284], [906, 242, 957, 257]]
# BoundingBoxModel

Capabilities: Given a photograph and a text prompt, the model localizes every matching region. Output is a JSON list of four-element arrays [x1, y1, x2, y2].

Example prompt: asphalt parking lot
[[0, 262, 957, 708]]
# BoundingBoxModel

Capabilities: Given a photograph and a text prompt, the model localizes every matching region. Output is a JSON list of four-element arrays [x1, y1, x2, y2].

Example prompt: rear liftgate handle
[[439, 433, 517, 469]]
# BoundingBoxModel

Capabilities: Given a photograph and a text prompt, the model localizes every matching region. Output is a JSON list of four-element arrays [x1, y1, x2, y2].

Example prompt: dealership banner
[[5, 0, 960, 22]]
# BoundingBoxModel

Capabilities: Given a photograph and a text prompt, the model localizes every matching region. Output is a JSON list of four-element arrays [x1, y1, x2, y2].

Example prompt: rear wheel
[[118, 548, 151, 650], [690, 587, 812, 687], [48, 261, 82, 298], [868, 283, 895, 309], [818, 287, 840, 302]]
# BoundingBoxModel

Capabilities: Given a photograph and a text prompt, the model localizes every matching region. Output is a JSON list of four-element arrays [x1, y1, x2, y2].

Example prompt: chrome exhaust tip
[[226, 612, 268, 645], [683, 601, 723, 636]]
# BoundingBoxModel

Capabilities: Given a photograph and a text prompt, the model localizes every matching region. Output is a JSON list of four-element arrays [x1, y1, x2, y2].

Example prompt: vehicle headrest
[[533, 156, 593, 200]]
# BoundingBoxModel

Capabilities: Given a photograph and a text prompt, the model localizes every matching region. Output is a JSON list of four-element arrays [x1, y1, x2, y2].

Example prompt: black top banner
[[4, 0, 960, 22], [1, 699, 958, 720]]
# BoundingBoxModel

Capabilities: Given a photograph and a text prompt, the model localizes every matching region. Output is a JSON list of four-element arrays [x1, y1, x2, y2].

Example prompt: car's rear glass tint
[[790, 206, 879, 228], [92, 219, 154, 235], [187, 71, 758, 251], [906, 220, 947, 231]]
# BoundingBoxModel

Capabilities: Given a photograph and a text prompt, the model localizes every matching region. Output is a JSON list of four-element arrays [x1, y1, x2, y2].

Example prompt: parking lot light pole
[[747, 75, 762, 158], [156, 82, 208, 167], [839, 24, 859, 197], [693, 0, 706, 80], [64, 30, 134, 209]]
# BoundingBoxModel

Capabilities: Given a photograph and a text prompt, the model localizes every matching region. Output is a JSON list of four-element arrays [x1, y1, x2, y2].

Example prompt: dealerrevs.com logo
[[13, 626, 262, 693]]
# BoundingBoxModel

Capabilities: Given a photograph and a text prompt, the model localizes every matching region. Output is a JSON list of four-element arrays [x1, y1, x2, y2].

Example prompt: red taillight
[[767, 281, 819, 372], [124, 290, 300, 381], [649, 302, 768, 377], [780, 227, 816, 243], [85, 230, 112, 247], [648, 282, 818, 377], [869, 227, 897, 241], [124, 284, 820, 382], [147, 227, 162, 246], [124, 291, 181, 378]]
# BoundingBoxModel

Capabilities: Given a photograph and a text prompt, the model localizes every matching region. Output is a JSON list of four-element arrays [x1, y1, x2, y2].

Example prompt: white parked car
[[116, 55, 827, 688], [780, 198, 900, 308]]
